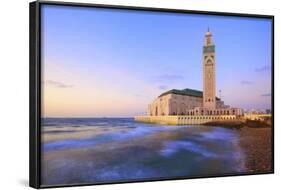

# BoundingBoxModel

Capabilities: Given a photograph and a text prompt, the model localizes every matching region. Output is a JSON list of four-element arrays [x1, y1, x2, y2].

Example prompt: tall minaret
[[203, 28, 216, 109]]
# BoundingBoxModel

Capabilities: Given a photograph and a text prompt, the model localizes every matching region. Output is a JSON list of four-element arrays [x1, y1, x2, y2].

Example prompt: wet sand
[[239, 126, 273, 173], [205, 120, 273, 173]]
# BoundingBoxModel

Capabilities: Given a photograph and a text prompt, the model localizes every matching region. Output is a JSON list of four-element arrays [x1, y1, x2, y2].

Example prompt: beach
[[239, 126, 272, 173], [41, 118, 272, 186]]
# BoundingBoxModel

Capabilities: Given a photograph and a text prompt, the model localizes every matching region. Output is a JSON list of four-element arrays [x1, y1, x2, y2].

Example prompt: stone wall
[[135, 115, 237, 125]]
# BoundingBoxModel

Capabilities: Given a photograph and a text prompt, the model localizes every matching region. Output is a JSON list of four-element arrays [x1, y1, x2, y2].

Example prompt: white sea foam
[[160, 140, 218, 158]]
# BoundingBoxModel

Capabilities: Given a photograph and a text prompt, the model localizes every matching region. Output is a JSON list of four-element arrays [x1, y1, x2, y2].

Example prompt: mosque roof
[[158, 88, 220, 100]]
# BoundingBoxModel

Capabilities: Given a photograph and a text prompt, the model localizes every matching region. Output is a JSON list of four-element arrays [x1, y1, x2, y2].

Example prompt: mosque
[[145, 29, 243, 119]]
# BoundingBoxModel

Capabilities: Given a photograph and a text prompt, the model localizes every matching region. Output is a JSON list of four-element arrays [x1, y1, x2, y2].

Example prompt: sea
[[41, 118, 246, 186]]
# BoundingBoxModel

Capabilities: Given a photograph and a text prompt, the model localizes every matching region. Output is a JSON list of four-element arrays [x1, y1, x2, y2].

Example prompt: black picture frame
[[29, 1, 274, 188]]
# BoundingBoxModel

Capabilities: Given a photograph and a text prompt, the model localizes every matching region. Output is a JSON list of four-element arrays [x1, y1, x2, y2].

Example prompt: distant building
[[266, 109, 271, 114], [244, 113, 271, 121], [148, 29, 243, 116], [246, 109, 268, 114]]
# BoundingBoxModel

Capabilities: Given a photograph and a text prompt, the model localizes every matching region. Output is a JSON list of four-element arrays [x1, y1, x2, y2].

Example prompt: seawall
[[134, 115, 237, 125]]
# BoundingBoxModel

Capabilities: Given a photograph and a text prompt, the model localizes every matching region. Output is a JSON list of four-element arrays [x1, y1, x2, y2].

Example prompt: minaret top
[[205, 27, 212, 36], [204, 28, 213, 46]]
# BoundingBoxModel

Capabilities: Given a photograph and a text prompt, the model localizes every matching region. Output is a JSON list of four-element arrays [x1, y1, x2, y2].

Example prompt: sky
[[41, 4, 272, 117]]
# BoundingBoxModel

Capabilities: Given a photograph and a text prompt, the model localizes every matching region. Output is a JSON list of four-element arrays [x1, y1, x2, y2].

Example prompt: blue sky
[[41, 4, 272, 117]]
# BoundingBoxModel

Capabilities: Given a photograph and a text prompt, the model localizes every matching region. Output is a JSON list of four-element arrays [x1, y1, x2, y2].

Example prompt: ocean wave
[[199, 127, 238, 141], [160, 140, 218, 158], [43, 124, 188, 152]]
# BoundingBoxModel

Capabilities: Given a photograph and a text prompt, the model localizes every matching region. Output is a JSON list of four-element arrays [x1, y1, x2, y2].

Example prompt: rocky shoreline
[[239, 126, 272, 173], [204, 119, 271, 128], [204, 119, 273, 173]]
